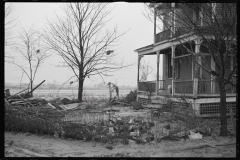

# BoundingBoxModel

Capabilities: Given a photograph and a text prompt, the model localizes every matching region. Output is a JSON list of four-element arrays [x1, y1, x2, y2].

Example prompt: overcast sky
[[5, 2, 163, 87]]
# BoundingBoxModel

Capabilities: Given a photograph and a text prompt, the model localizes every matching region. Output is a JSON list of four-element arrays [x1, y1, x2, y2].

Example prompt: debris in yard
[[4, 88, 236, 150], [163, 127, 170, 136], [215, 142, 236, 146], [61, 98, 72, 105], [188, 131, 203, 140], [5, 89, 11, 97], [109, 127, 114, 135], [47, 103, 56, 109], [159, 135, 179, 142], [130, 101, 143, 110], [182, 144, 214, 151], [6, 140, 14, 147], [130, 130, 139, 137], [105, 145, 113, 150], [59, 103, 82, 110]]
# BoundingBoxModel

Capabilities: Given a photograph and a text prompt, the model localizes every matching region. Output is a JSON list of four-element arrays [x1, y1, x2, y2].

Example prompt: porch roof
[[134, 44, 154, 52]]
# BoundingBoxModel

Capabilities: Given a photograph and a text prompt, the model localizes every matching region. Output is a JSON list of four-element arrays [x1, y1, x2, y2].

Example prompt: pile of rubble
[[4, 88, 236, 144]]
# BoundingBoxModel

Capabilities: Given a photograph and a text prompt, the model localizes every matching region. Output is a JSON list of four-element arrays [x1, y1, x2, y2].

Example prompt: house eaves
[[134, 44, 154, 53]]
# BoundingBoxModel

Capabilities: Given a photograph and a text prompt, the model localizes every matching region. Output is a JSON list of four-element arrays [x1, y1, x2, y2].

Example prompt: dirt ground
[[4, 131, 236, 157]]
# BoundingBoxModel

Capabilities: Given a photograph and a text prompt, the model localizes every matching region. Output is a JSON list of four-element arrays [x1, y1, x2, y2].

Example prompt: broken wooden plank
[[114, 101, 131, 106], [17, 95, 35, 107], [29, 80, 45, 94], [6, 88, 28, 100]]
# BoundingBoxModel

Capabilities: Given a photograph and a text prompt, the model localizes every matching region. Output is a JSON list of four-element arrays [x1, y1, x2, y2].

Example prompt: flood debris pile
[[4, 89, 236, 146]]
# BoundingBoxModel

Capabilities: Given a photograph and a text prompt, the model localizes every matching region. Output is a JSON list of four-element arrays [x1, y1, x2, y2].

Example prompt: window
[[167, 54, 172, 78]]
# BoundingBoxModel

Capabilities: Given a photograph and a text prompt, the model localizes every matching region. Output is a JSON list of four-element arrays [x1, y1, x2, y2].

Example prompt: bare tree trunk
[[219, 80, 227, 136], [78, 68, 84, 101], [78, 79, 84, 102], [30, 80, 33, 97]]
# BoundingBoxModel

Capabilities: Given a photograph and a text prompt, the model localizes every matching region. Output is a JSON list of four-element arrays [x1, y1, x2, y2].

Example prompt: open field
[[8, 89, 132, 99]]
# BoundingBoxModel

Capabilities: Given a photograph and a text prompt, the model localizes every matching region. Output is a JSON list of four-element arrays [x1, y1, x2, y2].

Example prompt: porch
[[137, 78, 236, 98]]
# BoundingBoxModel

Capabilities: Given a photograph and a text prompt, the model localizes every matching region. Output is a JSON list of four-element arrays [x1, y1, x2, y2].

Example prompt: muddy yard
[[5, 131, 236, 157]]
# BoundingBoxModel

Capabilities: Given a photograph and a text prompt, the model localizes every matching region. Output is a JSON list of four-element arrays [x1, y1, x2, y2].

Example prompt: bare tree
[[5, 3, 18, 62], [43, 3, 128, 102], [11, 26, 50, 97], [144, 3, 237, 136]]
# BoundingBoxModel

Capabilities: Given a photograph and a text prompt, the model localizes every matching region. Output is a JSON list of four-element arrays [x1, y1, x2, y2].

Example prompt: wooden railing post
[[193, 78, 198, 98]]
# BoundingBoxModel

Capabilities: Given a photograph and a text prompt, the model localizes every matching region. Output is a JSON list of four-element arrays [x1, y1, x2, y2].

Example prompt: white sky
[[4, 2, 163, 87]]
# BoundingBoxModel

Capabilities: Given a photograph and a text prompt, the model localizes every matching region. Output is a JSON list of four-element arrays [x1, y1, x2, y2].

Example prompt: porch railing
[[174, 80, 194, 94], [138, 81, 156, 93], [174, 78, 236, 95], [155, 27, 191, 44], [155, 29, 171, 43], [138, 80, 165, 93]]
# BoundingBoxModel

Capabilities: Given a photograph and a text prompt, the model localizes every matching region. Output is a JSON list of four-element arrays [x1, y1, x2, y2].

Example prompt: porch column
[[194, 38, 203, 79], [211, 55, 216, 93], [154, 7, 156, 44], [156, 51, 160, 95], [171, 45, 176, 96], [137, 55, 142, 101], [193, 38, 202, 98]]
